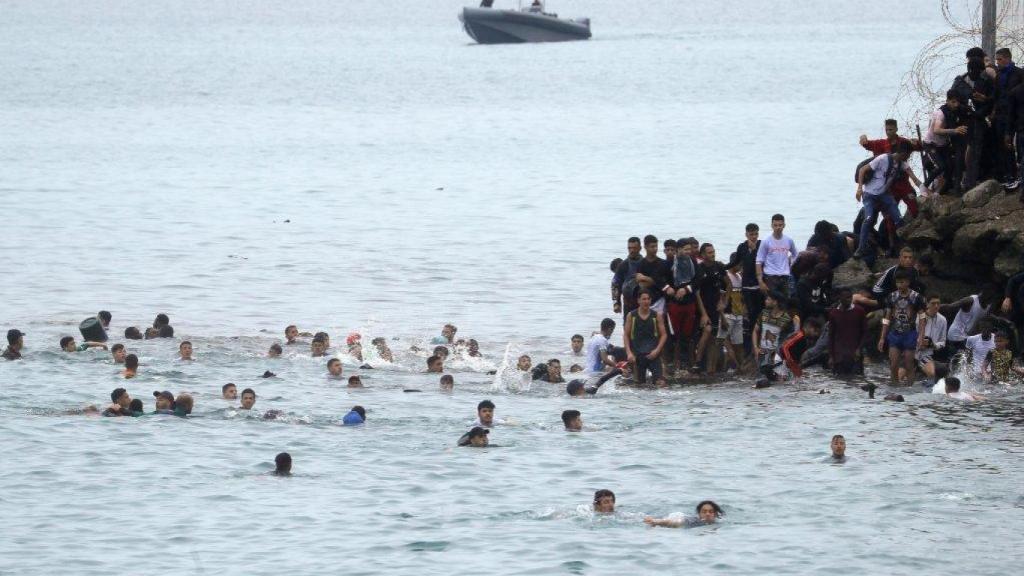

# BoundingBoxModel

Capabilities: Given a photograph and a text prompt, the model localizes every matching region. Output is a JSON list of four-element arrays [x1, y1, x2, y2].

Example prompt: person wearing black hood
[[952, 56, 995, 190]]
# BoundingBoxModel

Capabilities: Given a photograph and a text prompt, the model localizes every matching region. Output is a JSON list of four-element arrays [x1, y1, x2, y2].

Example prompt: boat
[[459, 1, 591, 45]]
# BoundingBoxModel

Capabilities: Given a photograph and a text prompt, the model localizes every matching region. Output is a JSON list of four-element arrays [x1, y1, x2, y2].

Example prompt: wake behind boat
[[459, 1, 591, 45]]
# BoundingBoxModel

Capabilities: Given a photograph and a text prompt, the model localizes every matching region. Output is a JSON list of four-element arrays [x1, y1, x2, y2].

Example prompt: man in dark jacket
[[994, 48, 1024, 186]]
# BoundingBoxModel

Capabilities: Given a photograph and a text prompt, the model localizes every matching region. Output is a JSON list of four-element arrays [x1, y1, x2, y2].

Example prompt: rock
[[961, 180, 1002, 208], [901, 218, 942, 250], [832, 258, 873, 291]]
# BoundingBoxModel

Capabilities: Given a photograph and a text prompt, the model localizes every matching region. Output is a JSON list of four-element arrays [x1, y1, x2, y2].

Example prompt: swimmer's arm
[[83, 341, 108, 350], [644, 516, 682, 528]]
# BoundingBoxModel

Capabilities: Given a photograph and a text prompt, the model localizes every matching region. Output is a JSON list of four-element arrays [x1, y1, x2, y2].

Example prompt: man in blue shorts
[[878, 270, 925, 384]]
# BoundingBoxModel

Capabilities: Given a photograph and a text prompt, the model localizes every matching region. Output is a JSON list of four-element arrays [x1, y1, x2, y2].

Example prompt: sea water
[[1, 1, 1022, 574]]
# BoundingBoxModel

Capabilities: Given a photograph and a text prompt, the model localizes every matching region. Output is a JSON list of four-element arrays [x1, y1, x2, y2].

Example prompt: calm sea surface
[[2, 1, 1022, 574]]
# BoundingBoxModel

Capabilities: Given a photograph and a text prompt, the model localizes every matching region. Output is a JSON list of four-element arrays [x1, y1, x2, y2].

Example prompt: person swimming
[[122, 354, 139, 379], [327, 358, 343, 378], [517, 354, 532, 372], [60, 336, 106, 353], [474, 400, 495, 427], [566, 367, 623, 397], [267, 343, 283, 358], [222, 383, 237, 400], [111, 343, 127, 364], [342, 405, 366, 425], [152, 390, 176, 414], [593, 489, 616, 514], [274, 452, 292, 476], [239, 388, 257, 410], [128, 398, 145, 417], [371, 337, 394, 362], [830, 434, 846, 462], [123, 326, 143, 340], [173, 393, 194, 417], [935, 377, 985, 401], [457, 426, 489, 447], [440, 374, 454, 391], [179, 341, 193, 361], [347, 375, 363, 388], [644, 500, 723, 528], [103, 388, 132, 417], [426, 355, 444, 373], [561, 409, 582, 431]]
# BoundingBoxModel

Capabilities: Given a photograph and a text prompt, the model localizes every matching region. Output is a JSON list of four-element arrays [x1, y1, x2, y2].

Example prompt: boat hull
[[459, 7, 591, 44]]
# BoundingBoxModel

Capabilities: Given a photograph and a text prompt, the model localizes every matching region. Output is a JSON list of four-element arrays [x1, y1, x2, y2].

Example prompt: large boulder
[[832, 258, 873, 291], [961, 179, 1002, 207]]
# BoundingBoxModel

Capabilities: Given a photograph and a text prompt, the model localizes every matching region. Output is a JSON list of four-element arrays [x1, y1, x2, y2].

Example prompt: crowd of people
[[598, 46, 1024, 391]]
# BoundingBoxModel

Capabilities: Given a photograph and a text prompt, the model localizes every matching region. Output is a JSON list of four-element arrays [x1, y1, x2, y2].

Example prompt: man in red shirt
[[827, 287, 868, 375], [859, 119, 922, 217]]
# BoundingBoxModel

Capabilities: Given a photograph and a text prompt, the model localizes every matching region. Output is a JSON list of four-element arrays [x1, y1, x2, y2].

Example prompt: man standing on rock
[[860, 119, 921, 218], [854, 141, 920, 260]]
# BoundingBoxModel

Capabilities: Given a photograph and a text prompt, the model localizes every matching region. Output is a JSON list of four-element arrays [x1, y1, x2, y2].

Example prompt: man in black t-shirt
[[695, 244, 728, 372], [634, 234, 669, 313]]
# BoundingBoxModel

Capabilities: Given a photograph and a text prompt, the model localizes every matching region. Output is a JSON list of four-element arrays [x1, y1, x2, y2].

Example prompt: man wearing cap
[[3, 329, 25, 360], [153, 391, 176, 414], [458, 426, 489, 447]]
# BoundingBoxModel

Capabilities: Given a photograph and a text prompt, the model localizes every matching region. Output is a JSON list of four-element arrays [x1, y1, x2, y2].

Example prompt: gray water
[[2, 1, 1023, 574]]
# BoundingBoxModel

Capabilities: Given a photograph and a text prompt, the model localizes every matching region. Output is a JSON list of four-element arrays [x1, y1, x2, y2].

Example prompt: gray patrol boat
[[459, 1, 591, 44]]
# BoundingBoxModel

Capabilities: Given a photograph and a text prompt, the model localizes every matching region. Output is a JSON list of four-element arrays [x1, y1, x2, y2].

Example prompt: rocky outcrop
[[838, 180, 1022, 302]]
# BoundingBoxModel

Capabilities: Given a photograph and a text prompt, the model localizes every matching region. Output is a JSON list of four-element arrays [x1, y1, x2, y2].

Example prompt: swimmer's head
[[179, 341, 192, 359], [696, 500, 722, 523], [442, 324, 457, 342], [129, 398, 143, 414], [945, 377, 961, 394], [561, 409, 582, 431], [124, 326, 142, 340], [351, 405, 366, 420], [222, 383, 237, 400], [440, 374, 454, 391], [477, 400, 495, 425], [153, 313, 169, 328], [459, 426, 489, 447], [173, 393, 193, 415], [314, 332, 330, 348], [97, 310, 111, 328], [125, 354, 139, 372], [274, 452, 292, 475], [347, 375, 363, 388], [268, 343, 282, 358], [593, 489, 615, 514], [153, 390, 175, 411], [311, 339, 326, 357], [566, 380, 586, 397], [600, 318, 616, 337], [432, 345, 449, 360], [240, 388, 257, 410], [569, 364, 583, 373], [111, 343, 126, 364], [285, 325, 298, 343], [831, 434, 846, 458], [110, 387, 130, 408], [517, 354, 532, 371], [571, 334, 584, 354], [327, 358, 343, 377], [427, 355, 444, 373], [610, 257, 623, 273], [546, 359, 562, 380], [60, 336, 76, 352]]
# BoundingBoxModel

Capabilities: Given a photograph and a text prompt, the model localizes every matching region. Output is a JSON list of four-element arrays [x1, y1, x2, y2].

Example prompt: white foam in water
[[492, 343, 531, 393]]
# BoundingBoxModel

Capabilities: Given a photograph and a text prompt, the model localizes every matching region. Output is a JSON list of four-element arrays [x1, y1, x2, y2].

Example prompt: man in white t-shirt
[[585, 318, 619, 373], [964, 324, 996, 380], [854, 141, 920, 259]]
